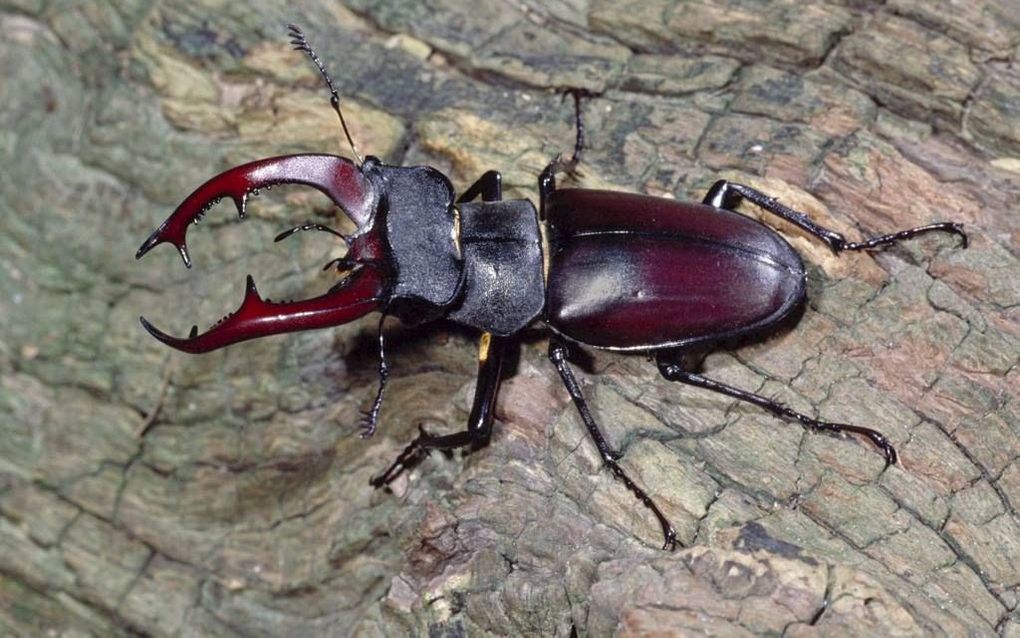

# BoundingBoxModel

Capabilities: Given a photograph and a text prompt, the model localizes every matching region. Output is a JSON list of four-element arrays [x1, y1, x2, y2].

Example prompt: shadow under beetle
[[136, 26, 968, 550]]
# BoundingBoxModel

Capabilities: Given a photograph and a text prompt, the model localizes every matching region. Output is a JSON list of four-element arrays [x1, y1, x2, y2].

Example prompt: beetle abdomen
[[545, 189, 806, 350]]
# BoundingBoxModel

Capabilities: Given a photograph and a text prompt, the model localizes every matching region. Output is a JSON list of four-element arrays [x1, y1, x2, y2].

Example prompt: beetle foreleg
[[370, 334, 509, 487], [549, 340, 679, 551], [359, 313, 390, 438], [656, 353, 898, 466], [703, 180, 967, 252]]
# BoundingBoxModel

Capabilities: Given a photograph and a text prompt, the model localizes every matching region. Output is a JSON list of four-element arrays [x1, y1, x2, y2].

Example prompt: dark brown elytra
[[135, 25, 968, 550]]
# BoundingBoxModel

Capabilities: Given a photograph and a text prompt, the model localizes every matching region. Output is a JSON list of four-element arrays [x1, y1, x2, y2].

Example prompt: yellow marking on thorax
[[451, 206, 462, 259], [478, 332, 492, 362], [539, 216, 550, 284]]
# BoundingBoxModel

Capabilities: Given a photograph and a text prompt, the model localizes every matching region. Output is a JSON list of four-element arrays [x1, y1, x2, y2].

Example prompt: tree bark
[[0, 0, 1017, 635]]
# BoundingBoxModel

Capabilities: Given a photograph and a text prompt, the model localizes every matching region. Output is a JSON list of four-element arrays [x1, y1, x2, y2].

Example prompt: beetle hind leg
[[704, 180, 967, 252], [549, 340, 679, 551], [656, 351, 898, 466]]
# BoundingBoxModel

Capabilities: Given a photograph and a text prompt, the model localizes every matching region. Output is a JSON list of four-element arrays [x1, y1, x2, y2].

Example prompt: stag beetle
[[136, 26, 967, 549]]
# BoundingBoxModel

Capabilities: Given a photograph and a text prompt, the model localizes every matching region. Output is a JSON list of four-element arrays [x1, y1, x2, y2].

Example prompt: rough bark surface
[[1, 1, 1018, 636]]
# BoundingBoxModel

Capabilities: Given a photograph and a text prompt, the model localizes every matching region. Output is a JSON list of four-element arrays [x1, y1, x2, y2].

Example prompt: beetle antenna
[[287, 24, 365, 165]]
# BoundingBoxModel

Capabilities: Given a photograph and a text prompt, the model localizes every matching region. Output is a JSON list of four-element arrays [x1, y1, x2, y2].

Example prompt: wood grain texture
[[0, 0, 1017, 635]]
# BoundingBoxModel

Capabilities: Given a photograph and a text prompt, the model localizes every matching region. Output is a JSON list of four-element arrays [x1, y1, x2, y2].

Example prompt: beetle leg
[[275, 222, 360, 273], [548, 340, 679, 551], [370, 334, 509, 487], [359, 313, 390, 438], [703, 180, 967, 252], [538, 88, 596, 220], [457, 170, 502, 203], [321, 256, 356, 272], [656, 353, 898, 466], [538, 159, 559, 222]]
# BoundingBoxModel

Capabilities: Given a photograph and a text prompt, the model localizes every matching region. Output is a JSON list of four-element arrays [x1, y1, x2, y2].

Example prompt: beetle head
[[135, 154, 392, 352], [136, 154, 467, 353]]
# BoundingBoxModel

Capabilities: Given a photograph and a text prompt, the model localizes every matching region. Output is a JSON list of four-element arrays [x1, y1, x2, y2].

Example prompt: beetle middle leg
[[656, 350, 898, 466], [539, 88, 594, 219], [703, 180, 967, 252], [371, 334, 509, 486], [549, 340, 679, 550], [458, 170, 502, 203]]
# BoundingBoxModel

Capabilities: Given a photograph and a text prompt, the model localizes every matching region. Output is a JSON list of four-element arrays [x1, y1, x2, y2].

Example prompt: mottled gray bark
[[1, 0, 1018, 635]]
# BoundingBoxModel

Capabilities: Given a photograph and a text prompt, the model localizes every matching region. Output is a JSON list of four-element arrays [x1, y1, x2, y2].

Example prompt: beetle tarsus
[[370, 424, 433, 487], [831, 222, 969, 253], [657, 357, 899, 466], [359, 313, 390, 438], [370, 422, 489, 487], [704, 180, 966, 255], [322, 256, 356, 272]]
